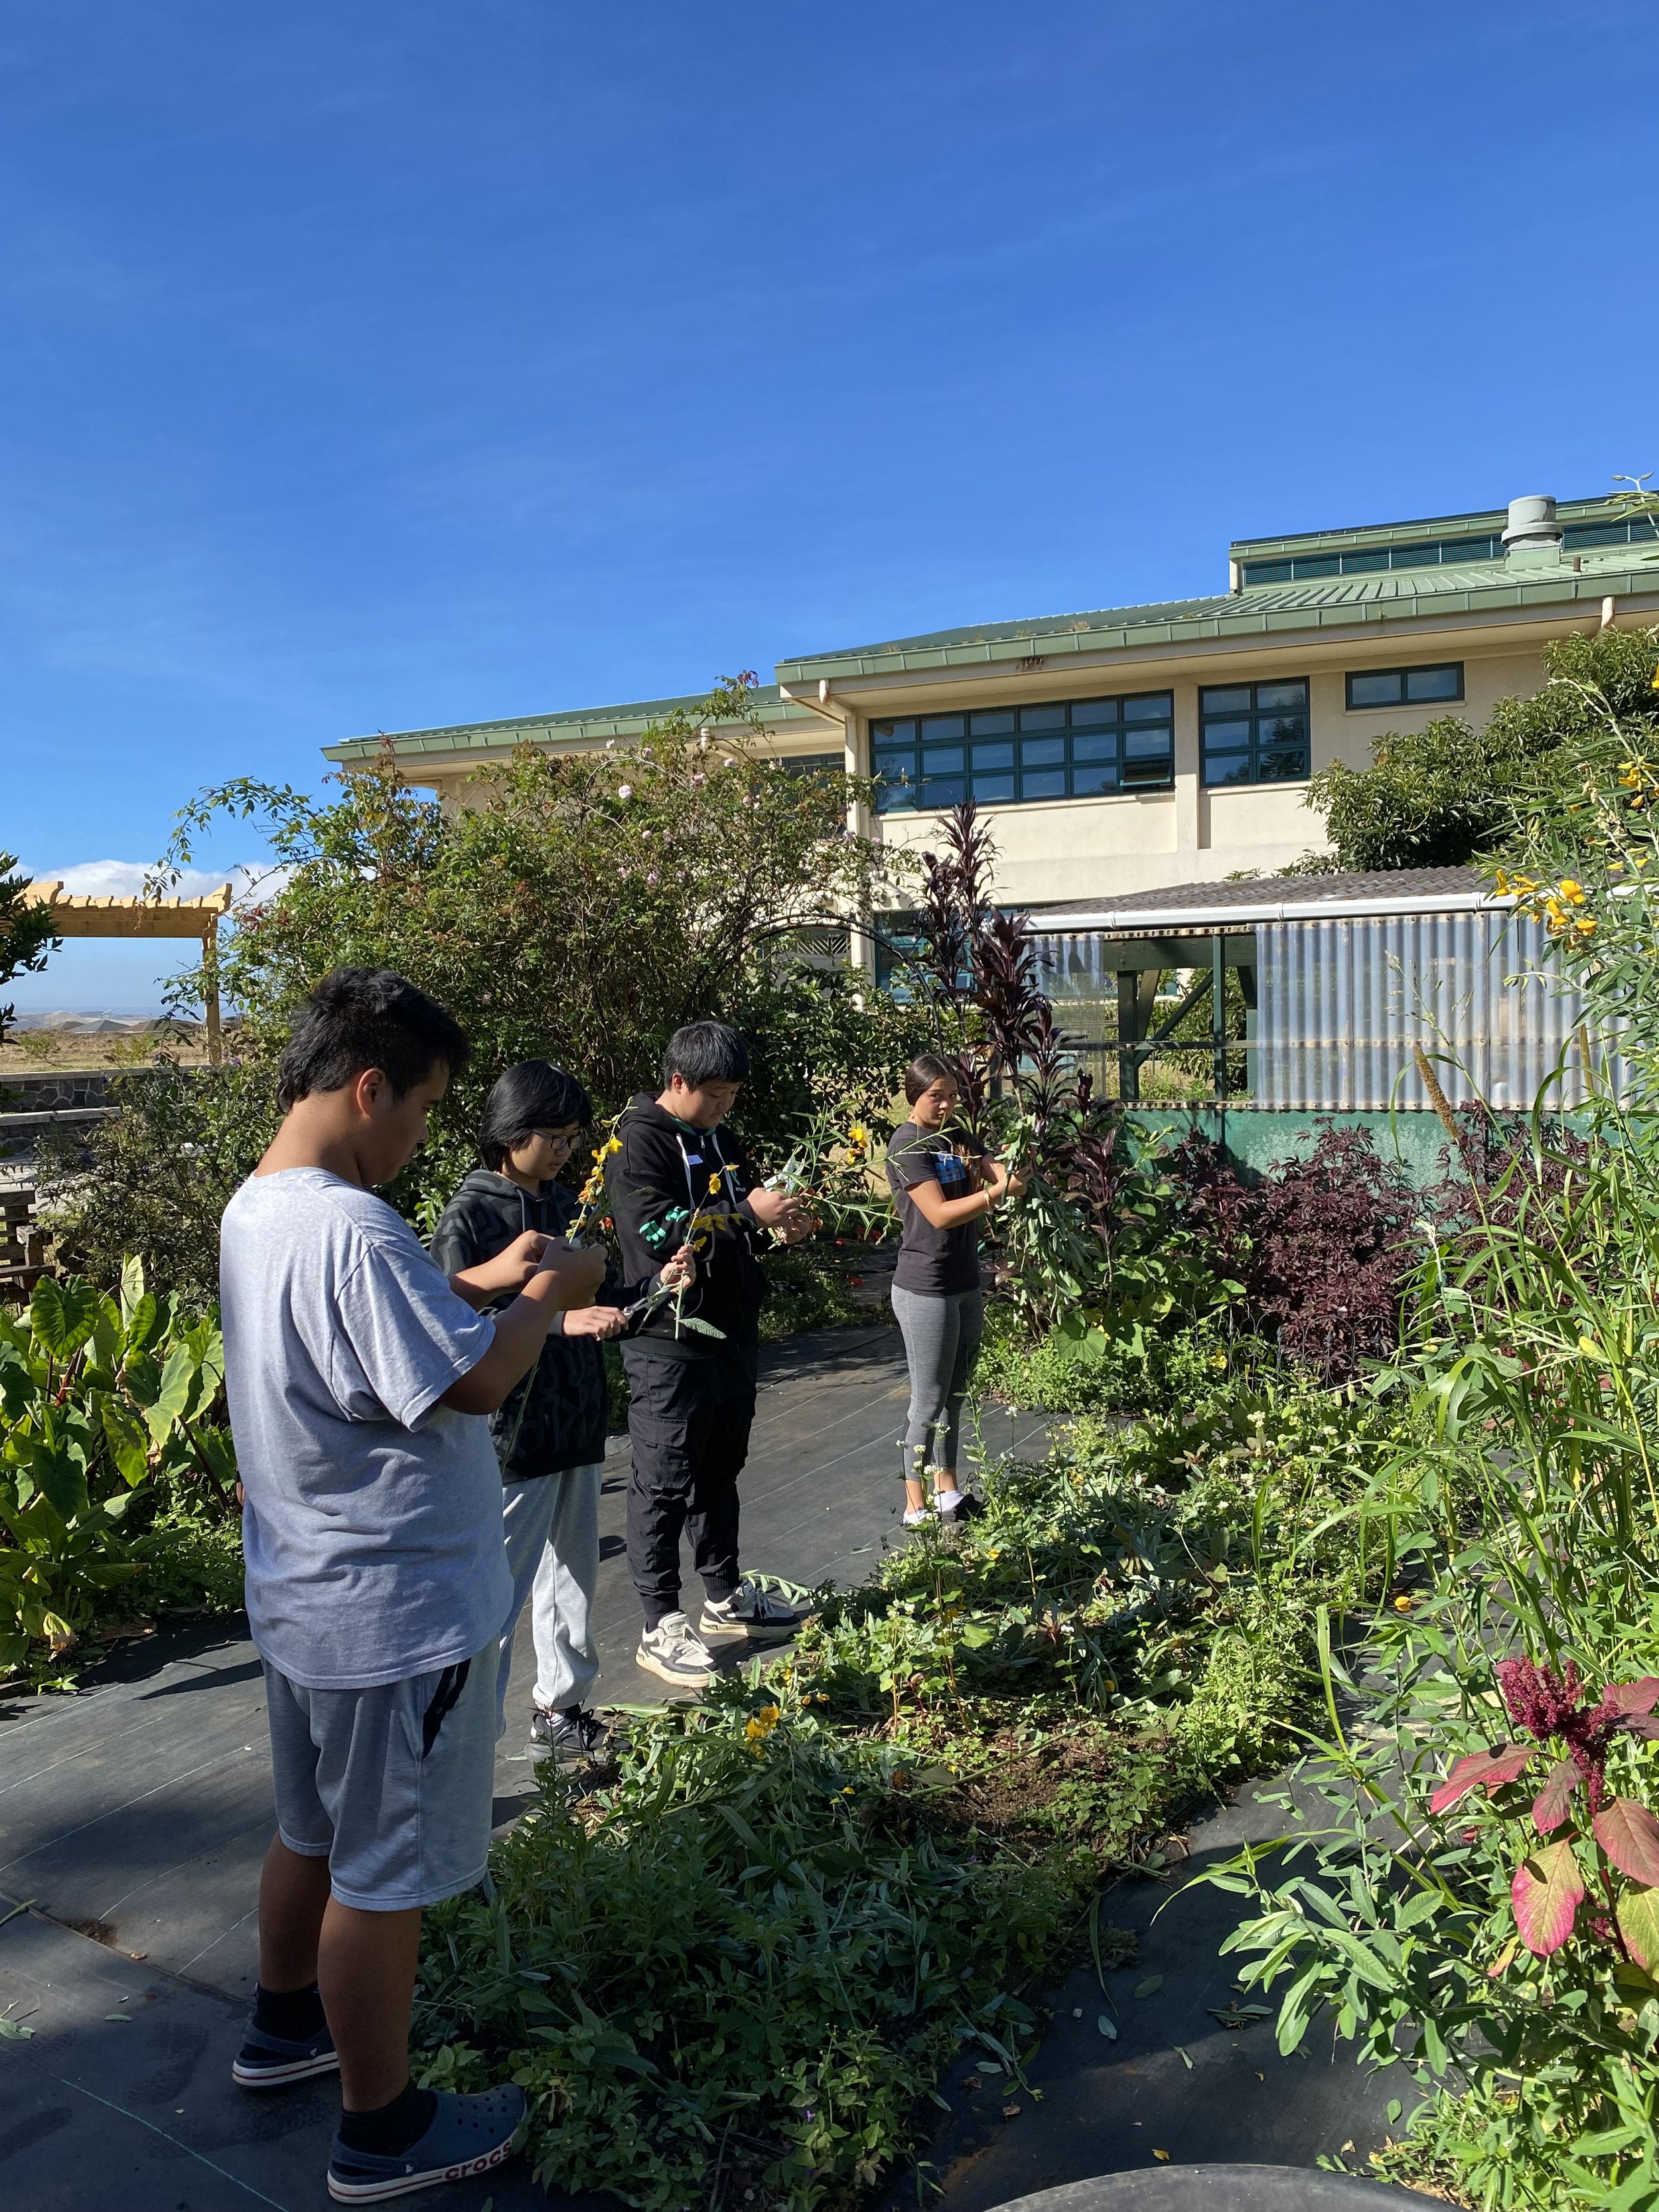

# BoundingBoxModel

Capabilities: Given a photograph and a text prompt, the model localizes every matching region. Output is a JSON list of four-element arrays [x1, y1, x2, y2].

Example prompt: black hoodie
[[427, 1169, 658, 1479], [604, 1093, 766, 1361]]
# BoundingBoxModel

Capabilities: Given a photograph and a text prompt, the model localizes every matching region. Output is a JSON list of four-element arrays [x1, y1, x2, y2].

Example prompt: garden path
[[0, 1324, 1400, 2209]]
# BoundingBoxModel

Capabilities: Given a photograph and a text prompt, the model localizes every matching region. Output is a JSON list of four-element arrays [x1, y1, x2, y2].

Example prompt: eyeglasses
[[530, 1130, 580, 1152]]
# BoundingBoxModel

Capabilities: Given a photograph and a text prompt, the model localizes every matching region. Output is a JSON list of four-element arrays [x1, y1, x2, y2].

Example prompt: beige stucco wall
[[863, 636, 1557, 907], [378, 626, 1574, 903]]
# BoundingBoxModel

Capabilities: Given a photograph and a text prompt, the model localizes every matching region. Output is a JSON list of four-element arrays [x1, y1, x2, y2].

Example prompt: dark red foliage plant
[[1167, 1123, 1414, 1382], [1430, 1657, 1659, 1964]]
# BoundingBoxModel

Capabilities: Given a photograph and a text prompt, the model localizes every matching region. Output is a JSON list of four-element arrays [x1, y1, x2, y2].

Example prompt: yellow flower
[[707, 1173, 723, 1196], [1393, 1593, 1413, 1613], [743, 1702, 782, 1745], [1558, 879, 1586, 904], [1577, 916, 1599, 936]]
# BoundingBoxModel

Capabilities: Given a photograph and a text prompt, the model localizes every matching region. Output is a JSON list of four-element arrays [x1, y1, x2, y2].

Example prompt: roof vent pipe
[[1502, 493, 1561, 550]]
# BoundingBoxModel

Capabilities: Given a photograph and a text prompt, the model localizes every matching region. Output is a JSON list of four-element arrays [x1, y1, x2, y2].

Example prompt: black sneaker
[[938, 1493, 984, 1524], [528, 1706, 609, 1766], [232, 2016, 339, 2089]]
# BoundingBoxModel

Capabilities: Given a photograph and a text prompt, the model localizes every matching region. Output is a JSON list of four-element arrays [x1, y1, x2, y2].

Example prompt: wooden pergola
[[21, 882, 235, 1062]]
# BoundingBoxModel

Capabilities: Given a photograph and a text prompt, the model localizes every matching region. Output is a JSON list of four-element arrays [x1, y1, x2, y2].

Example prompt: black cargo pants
[[622, 1341, 758, 1631]]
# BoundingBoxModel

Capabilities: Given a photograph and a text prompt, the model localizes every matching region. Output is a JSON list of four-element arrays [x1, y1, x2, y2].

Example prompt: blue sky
[[6, 0, 1658, 1007]]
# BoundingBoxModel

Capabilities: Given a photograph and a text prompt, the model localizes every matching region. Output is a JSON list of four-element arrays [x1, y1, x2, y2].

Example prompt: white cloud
[[31, 859, 290, 905]]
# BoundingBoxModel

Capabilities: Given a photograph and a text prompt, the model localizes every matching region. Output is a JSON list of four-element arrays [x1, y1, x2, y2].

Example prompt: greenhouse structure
[[1021, 866, 1611, 1175]]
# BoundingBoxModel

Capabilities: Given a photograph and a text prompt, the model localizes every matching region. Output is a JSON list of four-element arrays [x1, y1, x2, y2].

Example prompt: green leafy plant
[[1300, 625, 1659, 873], [0, 1259, 234, 1677], [0, 853, 58, 1049], [414, 1699, 1073, 2211]]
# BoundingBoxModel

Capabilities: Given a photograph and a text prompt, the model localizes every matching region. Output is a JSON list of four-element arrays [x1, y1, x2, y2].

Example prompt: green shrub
[[0, 1261, 237, 1681]]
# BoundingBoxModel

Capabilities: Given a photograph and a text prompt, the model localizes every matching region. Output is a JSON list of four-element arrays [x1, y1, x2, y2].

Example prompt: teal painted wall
[[1125, 1104, 1460, 1185]]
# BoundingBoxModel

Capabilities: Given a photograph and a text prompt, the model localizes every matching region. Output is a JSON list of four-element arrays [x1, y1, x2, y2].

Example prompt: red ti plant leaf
[[1532, 1757, 1581, 1836], [1592, 1799, 1659, 1887], [1617, 1885, 1659, 1973], [1607, 1679, 1659, 1717], [1512, 1838, 1585, 1957], [1430, 1743, 1536, 1816]]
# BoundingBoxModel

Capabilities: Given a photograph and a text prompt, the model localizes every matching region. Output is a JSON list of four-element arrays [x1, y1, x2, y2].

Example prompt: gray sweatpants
[[496, 1463, 602, 1729], [892, 1286, 984, 1479]]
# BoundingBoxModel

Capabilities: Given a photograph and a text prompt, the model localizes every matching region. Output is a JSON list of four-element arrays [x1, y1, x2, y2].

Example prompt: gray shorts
[[263, 1649, 497, 1911]]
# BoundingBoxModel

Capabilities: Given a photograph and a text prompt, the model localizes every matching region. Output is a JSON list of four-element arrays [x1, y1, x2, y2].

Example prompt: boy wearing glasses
[[430, 1061, 691, 1766]]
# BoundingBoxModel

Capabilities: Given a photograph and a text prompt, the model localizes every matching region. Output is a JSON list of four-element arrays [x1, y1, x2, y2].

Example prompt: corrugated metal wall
[[1028, 910, 1616, 1109], [1254, 910, 1601, 1110]]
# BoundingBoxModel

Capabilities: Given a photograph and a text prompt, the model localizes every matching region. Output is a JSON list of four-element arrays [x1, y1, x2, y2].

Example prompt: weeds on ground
[[414, 1349, 1409, 2209]]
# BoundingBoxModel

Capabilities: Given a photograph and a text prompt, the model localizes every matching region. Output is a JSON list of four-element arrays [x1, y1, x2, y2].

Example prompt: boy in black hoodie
[[429, 1062, 692, 1761], [606, 1021, 810, 1688]]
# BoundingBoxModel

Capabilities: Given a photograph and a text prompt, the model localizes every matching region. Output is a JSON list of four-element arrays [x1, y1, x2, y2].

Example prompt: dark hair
[[480, 1061, 593, 1169], [903, 1051, 963, 1106], [662, 1020, 749, 1089], [275, 968, 470, 1112]]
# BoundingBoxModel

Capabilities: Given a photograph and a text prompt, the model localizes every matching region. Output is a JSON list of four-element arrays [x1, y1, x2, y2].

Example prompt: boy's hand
[[535, 1240, 608, 1305], [560, 1304, 628, 1341], [747, 1185, 806, 1232], [658, 1244, 696, 1293], [450, 1230, 553, 1305]]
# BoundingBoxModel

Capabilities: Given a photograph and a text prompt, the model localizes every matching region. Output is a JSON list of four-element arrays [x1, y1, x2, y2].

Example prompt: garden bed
[[409, 1344, 1408, 2210]]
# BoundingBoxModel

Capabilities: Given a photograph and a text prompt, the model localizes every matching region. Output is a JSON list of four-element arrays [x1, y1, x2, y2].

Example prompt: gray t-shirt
[[220, 1168, 512, 1691]]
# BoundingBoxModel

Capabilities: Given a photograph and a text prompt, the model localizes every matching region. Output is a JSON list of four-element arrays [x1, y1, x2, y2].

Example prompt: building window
[[871, 692, 1174, 812], [776, 751, 845, 775], [1200, 678, 1309, 786], [1240, 535, 1500, 585], [1344, 663, 1464, 711], [1562, 517, 1659, 551]]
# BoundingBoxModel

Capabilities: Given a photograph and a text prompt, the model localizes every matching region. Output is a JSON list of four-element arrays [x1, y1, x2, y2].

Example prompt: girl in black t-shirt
[[885, 1053, 1023, 1526]]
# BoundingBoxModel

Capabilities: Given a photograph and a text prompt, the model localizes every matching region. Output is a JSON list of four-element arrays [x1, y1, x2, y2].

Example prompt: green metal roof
[[774, 542, 1659, 685], [323, 682, 822, 767]]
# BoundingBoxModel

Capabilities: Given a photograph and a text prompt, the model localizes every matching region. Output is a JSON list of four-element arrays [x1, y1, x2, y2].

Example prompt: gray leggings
[[892, 1286, 984, 1479]]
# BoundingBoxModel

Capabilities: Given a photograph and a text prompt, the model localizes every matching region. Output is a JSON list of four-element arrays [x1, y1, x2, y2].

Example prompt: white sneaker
[[699, 1577, 806, 1641], [636, 1611, 715, 1687]]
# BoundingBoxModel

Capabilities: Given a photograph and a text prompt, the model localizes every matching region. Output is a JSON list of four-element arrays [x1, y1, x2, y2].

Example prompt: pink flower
[[691, 773, 706, 788], [646, 870, 659, 885], [617, 783, 634, 800]]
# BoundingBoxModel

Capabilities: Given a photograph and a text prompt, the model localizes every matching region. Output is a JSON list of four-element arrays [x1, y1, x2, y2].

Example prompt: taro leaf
[[143, 1345, 197, 1446], [1608, 1678, 1659, 1717], [100, 1400, 151, 1487], [1593, 1799, 1659, 1887], [19, 1431, 88, 1523], [119, 1254, 145, 1325], [1430, 1743, 1536, 1815], [1512, 1838, 1585, 1957], [1532, 1757, 1580, 1836], [29, 1279, 98, 1363], [191, 1426, 238, 1488], [121, 1294, 159, 1363], [1617, 1884, 1659, 1973]]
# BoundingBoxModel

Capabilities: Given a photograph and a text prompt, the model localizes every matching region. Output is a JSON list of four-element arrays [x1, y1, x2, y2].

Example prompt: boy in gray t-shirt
[[220, 969, 603, 2204]]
